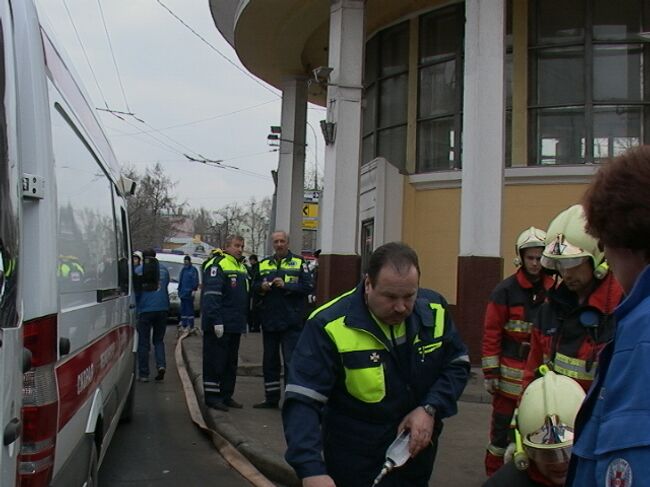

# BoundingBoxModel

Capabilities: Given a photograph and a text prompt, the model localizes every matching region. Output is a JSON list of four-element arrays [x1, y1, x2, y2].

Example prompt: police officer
[[201, 235, 249, 411], [283, 242, 470, 487], [253, 231, 312, 409], [522, 205, 623, 393], [481, 227, 554, 475]]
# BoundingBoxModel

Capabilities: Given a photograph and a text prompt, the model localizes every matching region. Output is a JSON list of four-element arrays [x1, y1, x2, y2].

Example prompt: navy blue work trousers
[[202, 331, 241, 405], [262, 328, 301, 402]]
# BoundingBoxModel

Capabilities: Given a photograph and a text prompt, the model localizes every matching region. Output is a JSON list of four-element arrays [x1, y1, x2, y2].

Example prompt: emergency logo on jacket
[[606, 458, 632, 487]]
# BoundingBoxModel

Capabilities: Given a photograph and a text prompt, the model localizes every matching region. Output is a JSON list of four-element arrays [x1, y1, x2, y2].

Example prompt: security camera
[[313, 66, 333, 83]]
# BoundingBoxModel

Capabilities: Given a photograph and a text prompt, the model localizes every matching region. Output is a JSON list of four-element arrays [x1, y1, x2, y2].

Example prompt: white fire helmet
[[517, 371, 585, 467], [514, 226, 547, 266]]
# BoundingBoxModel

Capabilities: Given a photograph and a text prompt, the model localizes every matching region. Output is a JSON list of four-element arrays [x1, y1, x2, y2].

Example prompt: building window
[[417, 4, 465, 172], [360, 219, 374, 276], [529, 0, 650, 165], [362, 21, 409, 171]]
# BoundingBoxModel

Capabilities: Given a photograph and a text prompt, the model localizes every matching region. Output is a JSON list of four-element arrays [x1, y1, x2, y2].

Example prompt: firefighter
[[522, 205, 623, 393], [483, 371, 585, 487], [252, 231, 312, 409], [282, 242, 470, 487], [201, 235, 249, 411], [481, 227, 554, 476]]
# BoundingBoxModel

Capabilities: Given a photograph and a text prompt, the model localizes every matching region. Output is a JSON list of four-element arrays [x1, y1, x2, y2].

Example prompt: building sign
[[303, 190, 320, 230]]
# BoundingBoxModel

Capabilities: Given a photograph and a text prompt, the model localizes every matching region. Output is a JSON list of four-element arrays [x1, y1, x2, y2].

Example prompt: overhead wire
[[155, 0, 281, 99], [112, 99, 278, 136], [96, 0, 131, 112], [61, 0, 279, 182], [61, 0, 111, 109]]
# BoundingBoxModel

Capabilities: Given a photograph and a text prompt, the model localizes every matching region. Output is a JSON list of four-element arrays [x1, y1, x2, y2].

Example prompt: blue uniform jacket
[[201, 252, 249, 333], [282, 283, 470, 479], [567, 265, 650, 486], [178, 264, 199, 299], [253, 250, 312, 331], [135, 263, 170, 314]]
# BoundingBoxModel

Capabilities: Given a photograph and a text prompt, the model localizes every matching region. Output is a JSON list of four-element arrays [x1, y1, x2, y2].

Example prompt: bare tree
[[244, 196, 271, 256], [187, 207, 215, 242], [125, 163, 179, 250], [213, 203, 246, 247]]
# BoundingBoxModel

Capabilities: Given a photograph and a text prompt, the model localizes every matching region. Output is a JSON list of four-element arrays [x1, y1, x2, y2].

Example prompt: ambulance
[[0, 0, 137, 485]]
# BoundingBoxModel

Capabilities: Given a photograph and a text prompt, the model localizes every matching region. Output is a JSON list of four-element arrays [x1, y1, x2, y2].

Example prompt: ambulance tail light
[[19, 315, 59, 487]]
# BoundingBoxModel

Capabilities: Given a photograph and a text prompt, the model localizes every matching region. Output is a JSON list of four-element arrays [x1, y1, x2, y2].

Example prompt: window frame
[[528, 0, 650, 165], [362, 21, 410, 171], [415, 3, 465, 173]]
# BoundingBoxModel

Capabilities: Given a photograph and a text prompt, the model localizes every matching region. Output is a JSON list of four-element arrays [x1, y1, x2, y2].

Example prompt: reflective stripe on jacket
[[481, 269, 553, 399], [253, 251, 312, 330], [283, 283, 470, 479], [522, 273, 622, 392], [201, 252, 249, 333]]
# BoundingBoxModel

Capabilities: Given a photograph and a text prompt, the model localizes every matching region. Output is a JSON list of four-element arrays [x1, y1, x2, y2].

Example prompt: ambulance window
[[0, 19, 19, 328], [113, 189, 129, 294], [51, 104, 118, 303]]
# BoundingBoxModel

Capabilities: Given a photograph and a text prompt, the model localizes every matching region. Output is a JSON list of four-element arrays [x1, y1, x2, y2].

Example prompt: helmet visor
[[524, 443, 572, 465], [542, 234, 591, 271], [523, 414, 574, 465], [540, 255, 589, 272]]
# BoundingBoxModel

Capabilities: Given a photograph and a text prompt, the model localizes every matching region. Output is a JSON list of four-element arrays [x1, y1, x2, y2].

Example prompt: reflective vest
[[201, 252, 249, 333], [254, 251, 312, 330]]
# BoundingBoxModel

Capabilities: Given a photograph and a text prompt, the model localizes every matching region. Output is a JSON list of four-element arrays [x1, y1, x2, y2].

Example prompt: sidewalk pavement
[[180, 331, 492, 487]]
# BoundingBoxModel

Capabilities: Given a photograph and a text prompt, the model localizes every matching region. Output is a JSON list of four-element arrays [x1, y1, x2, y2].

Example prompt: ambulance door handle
[[3, 417, 20, 446], [59, 337, 71, 356], [22, 348, 32, 373]]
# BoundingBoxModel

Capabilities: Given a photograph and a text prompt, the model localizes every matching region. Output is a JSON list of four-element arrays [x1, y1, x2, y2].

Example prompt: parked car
[[156, 253, 204, 320]]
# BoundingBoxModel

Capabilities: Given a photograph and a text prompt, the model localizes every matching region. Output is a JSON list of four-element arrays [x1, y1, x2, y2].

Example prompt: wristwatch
[[422, 404, 435, 417]]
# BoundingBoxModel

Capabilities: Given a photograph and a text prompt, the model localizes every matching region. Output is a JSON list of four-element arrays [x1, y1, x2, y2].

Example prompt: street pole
[[306, 121, 318, 190]]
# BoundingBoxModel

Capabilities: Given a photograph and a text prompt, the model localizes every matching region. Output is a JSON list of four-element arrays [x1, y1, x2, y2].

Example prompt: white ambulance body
[[0, 1, 137, 486]]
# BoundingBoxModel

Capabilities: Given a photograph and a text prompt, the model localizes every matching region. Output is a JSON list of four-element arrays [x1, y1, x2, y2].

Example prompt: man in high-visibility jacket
[[253, 230, 312, 409], [201, 235, 249, 411], [283, 242, 470, 487], [481, 227, 554, 476]]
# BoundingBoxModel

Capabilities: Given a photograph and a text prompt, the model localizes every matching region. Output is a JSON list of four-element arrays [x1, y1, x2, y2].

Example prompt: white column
[[275, 78, 308, 246], [460, 0, 506, 256], [319, 0, 364, 255]]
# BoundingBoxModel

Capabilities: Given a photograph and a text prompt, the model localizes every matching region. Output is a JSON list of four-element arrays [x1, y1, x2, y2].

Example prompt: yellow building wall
[[402, 182, 590, 303], [402, 182, 461, 301]]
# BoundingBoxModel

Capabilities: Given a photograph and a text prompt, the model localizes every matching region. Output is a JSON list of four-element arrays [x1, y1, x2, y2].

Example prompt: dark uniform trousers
[[262, 328, 301, 402], [202, 331, 241, 404], [324, 417, 442, 487]]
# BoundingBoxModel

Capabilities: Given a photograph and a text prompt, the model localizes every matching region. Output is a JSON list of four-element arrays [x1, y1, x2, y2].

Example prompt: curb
[[181, 342, 300, 487]]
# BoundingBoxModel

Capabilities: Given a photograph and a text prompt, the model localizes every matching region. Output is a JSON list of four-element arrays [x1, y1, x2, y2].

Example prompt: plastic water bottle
[[371, 430, 411, 486]]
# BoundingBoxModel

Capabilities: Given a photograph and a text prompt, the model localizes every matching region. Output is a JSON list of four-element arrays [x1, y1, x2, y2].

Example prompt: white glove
[[504, 442, 516, 464], [213, 324, 224, 338], [483, 378, 499, 395]]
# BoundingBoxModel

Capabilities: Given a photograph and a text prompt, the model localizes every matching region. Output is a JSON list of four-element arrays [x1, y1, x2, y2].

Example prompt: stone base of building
[[316, 254, 362, 306], [456, 256, 503, 365]]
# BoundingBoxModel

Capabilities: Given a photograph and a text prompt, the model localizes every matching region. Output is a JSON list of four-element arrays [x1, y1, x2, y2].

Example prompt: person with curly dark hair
[[567, 145, 650, 486]]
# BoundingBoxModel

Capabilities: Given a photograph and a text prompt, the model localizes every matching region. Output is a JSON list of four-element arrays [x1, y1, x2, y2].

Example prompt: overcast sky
[[35, 0, 326, 211]]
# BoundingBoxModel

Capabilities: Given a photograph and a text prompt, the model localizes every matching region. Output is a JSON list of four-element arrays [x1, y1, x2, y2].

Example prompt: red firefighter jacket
[[522, 272, 623, 392], [482, 269, 554, 399]]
